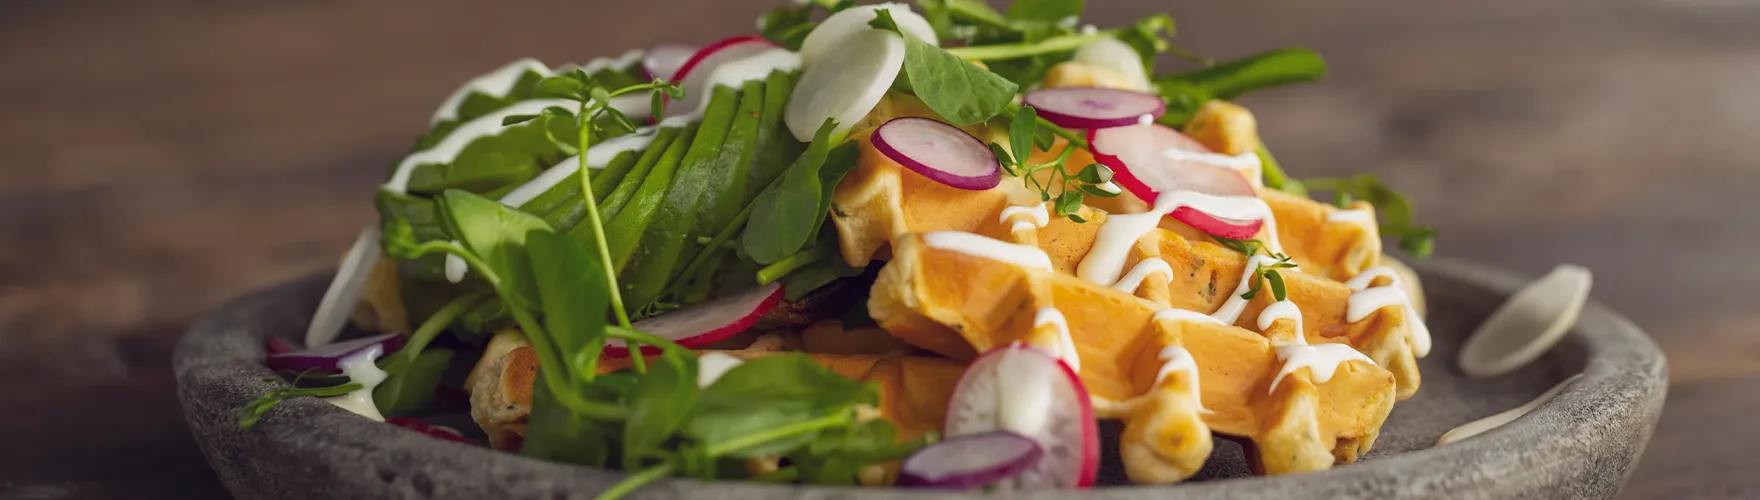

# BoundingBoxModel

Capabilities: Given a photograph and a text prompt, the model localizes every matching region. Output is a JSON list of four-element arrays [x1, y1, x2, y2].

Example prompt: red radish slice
[[798, 3, 937, 66], [1089, 125, 1265, 239], [1023, 87, 1165, 130], [604, 283, 784, 357], [899, 430, 1044, 489], [785, 28, 905, 142], [668, 36, 778, 117], [945, 343, 1098, 489], [386, 417, 469, 444], [266, 333, 404, 374], [265, 337, 299, 355], [641, 44, 697, 82], [873, 117, 1002, 190]]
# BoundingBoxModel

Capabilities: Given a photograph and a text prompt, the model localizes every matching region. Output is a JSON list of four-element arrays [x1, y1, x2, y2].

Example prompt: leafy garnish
[[239, 369, 362, 429], [871, 10, 1019, 126], [1300, 174, 1437, 258], [1215, 236, 1296, 301], [990, 105, 1117, 222], [742, 119, 846, 264], [1155, 47, 1327, 127]]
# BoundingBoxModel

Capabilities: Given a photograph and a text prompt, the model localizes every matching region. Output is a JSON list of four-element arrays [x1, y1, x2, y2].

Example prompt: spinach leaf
[[622, 351, 700, 471], [779, 255, 865, 301], [371, 348, 452, 417], [436, 189, 554, 308], [742, 120, 841, 264], [872, 11, 1020, 126], [524, 230, 610, 376], [1006, 0, 1084, 23], [685, 354, 874, 457], [375, 191, 450, 282], [1156, 47, 1326, 126], [803, 141, 862, 245], [522, 375, 613, 466]]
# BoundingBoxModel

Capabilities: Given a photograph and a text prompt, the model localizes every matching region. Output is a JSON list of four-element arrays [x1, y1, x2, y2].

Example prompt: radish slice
[[266, 332, 405, 374], [785, 28, 905, 142], [668, 36, 779, 117], [265, 337, 299, 355], [641, 44, 697, 82], [1023, 87, 1165, 130], [604, 283, 784, 357], [386, 417, 469, 444], [1071, 37, 1153, 91], [945, 343, 1098, 489], [798, 3, 936, 66], [1089, 125, 1264, 239], [899, 430, 1044, 489], [306, 226, 382, 347], [872, 117, 1002, 190]]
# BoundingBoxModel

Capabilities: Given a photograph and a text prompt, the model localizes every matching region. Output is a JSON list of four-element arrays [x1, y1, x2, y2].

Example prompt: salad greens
[[871, 11, 1019, 126], [988, 105, 1119, 222], [1301, 174, 1438, 258]]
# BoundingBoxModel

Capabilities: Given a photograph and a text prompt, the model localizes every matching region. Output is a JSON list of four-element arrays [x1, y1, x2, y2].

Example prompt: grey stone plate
[[175, 260, 1666, 499]]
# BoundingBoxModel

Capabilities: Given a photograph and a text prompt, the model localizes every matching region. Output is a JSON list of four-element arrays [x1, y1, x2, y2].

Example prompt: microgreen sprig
[[1299, 174, 1437, 258], [239, 369, 362, 429], [1214, 236, 1296, 301], [991, 105, 1118, 222]]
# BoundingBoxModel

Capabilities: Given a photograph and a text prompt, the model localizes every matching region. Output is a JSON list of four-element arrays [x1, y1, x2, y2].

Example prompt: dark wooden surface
[[1, 0, 1754, 498]]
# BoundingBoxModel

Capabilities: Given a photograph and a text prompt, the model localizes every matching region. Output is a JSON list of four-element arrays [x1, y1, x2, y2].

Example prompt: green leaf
[[524, 230, 610, 376], [988, 142, 1016, 171], [1009, 105, 1038, 167], [1005, 0, 1084, 22], [522, 375, 612, 466], [760, 4, 818, 50], [1114, 13, 1175, 74], [1241, 268, 1264, 300], [794, 418, 922, 486], [1266, 269, 1288, 302], [1075, 162, 1110, 183], [1055, 188, 1084, 216], [742, 119, 841, 264], [372, 348, 453, 417], [623, 350, 700, 470], [436, 189, 555, 308], [405, 110, 579, 194], [536, 75, 589, 101], [1155, 47, 1327, 126], [948, 0, 1012, 28], [686, 354, 873, 457], [804, 142, 862, 245], [1255, 143, 1306, 196], [872, 11, 1020, 126], [1399, 226, 1437, 259]]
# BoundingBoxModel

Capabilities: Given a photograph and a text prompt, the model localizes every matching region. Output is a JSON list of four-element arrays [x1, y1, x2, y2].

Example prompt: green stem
[[667, 201, 756, 294], [705, 412, 851, 457], [382, 291, 489, 374], [946, 33, 1110, 61], [595, 461, 675, 500], [578, 102, 634, 329], [756, 246, 830, 285], [1004, 104, 1088, 150]]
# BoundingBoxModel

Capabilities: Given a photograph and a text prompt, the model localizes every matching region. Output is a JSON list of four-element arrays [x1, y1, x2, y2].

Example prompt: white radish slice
[[1438, 373, 1582, 445], [1071, 37, 1153, 91], [1023, 87, 1165, 130], [798, 3, 936, 66], [267, 332, 405, 374], [945, 343, 1098, 489], [668, 36, 778, 117], [872, 117, 1001, 190], [898, 430, 1043, 489], [1089, 124, 1263, 239], [306, 226, 382, 347], [1459, 264, 1593, 378], [785, 29, 905, 142], [604, 282, 784, 357], [641, 44, 698, 82]]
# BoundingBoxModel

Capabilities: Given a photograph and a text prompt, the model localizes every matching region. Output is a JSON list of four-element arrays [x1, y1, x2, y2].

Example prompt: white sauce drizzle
[[1345, 266, 1433, 357], [1000, 203, 1050, 234], [1078, 190, 1282, 287], [1153, 308, 1225, 325], [1153, 345, 1211, 413], [1137, 113, 1155, 126], [1112, 258, 1172, 294], [921, 231, 1054, 272], [386, 98, 577, 194], [696, 352, 745, 388], [443, 128, 660, 282], [322, 345, 390, 421], [1269, 343, 1374, 393], [1033, 308, 1080, 373], [667, 48, 801, 122], [576, 49, 645, 76], [1209, 255, 1283, 325], [431, 58, 552, 125], [1256, 299, 1306, 341], [1327, 208, 1374, 224]]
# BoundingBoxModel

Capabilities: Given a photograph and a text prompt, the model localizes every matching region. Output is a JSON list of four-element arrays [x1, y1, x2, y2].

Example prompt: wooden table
[[1, 0, 1753, 497]]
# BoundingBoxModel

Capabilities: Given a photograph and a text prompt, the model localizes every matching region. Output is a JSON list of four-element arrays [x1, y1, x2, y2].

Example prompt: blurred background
[[1, 0, 1755, 498]]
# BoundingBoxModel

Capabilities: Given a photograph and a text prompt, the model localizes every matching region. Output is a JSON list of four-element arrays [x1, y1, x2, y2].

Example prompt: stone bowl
[[174, 259, 1666, 499]]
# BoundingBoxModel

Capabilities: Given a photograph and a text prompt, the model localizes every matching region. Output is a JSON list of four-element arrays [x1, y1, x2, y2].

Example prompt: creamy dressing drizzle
[[1327, 208, 1374, 223], [1345, 266, 1433, 357], [444, 128, 661, 282], [431, 58, 551, 125], [1256, 299, 1305, 340], [1077, 190, 1282, 287], [386, 98, 576, 194], [1209, 255, 1283, 325], [575, 49, 645, 76], [322, 345, 389, 421], [1000, 203, 1050, 234], [1153, 345, 1210, 413], [1112, 258, 1172, 294], [1034, 308, 1080, 373], [1153, 308, 1224, 325], [921, 231, 1054, 271], [1269, 343, 1373, 393], [667, 48, 800, 122]]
